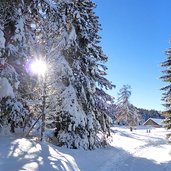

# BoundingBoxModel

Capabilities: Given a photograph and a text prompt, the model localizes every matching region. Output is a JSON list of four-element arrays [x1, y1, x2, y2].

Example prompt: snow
[[0, 29, 5, 50], [14, 15, 25, 42], [0, 58, 19, 91], [0, 127, 171, 171], [0, 137, 80, 171], [68, 25, 77, 44], [43, 0, 58, 10], [0, 77, 14, 99]]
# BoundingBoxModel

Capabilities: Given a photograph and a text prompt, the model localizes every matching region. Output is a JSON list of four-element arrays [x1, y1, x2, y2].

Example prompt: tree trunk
[[10, 121, 15, 133], [40, 77, 47, 141]]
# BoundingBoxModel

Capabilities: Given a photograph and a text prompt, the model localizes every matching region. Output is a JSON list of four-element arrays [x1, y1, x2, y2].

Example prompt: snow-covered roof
[[144, 118, 164, 126]]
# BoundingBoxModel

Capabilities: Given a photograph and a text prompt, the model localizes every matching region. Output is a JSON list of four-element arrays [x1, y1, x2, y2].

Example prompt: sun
[[30, 59, 47, 76]]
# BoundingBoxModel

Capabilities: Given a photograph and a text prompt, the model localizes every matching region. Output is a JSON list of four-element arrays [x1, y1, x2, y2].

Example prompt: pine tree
[[32, 0, 114, 149], [94, 88, 115, 135], [51, 0, 114, 149], [0, 58, 29, 133], [0, 0, 114, 149], [0, 0, 51, 133], [0, 0, 30, 132], [115, 85, 140, 126], [160, 47, 171, 131]]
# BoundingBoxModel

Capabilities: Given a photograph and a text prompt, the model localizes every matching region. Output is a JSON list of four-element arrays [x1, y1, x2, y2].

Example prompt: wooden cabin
[[143, 118, 163, 128]]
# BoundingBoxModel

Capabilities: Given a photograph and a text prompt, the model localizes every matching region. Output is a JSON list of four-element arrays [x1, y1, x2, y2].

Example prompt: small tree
[[115, 85, 139, 127]]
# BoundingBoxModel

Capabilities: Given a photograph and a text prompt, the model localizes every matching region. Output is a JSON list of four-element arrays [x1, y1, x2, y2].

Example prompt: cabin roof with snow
[[143, 118, 164, 128]]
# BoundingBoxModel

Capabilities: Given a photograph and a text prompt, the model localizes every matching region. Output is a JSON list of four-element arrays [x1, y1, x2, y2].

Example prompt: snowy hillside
[[0, 127, 171, 171]]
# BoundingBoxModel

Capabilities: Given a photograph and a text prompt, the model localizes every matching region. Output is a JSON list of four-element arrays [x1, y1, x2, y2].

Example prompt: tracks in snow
[[99, 129, 171, 171]]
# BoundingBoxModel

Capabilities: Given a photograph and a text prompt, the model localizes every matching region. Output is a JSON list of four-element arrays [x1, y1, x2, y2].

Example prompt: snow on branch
[[43, 0, 58, 11]]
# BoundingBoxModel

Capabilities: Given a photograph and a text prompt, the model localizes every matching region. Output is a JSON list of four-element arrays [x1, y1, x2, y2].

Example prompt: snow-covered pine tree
[[0, 0, 37, 133], [21, 1, 63, 139], [0, 0, 114, 148], [0, 58, 29, 133], [0, 0, 61, 135], [30, 0, 114, 149], [51, 0, 114, 149], [115, 85, 140, 126], [160, 47, 171, 131], [94, 88, 115, 135]]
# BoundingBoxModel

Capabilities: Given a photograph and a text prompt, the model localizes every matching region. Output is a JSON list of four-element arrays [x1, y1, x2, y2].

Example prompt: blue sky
[[92, 0, 171, 111]]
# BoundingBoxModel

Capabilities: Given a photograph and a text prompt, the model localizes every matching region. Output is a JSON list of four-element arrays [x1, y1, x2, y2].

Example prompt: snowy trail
[[97, 127, 171, 171], [0, 127, 171, 171]]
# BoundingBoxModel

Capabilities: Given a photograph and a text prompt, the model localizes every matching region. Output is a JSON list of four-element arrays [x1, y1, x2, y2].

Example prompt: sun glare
[[30, 59, 47, 76]]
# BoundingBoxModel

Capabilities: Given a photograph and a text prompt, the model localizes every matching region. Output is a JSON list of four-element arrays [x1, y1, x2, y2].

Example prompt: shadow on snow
[[0, 137, 79, 171]]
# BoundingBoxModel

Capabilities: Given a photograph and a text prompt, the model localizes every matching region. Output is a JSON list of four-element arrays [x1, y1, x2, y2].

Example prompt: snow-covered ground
[[0, 127, 171, 171]]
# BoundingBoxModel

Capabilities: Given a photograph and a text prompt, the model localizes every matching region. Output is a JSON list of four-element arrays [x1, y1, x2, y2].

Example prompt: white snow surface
[[0, 127, 171, 171], [43, 0, 57, 10], [0, 29, 5, 49], [0, 77, 14, 99]]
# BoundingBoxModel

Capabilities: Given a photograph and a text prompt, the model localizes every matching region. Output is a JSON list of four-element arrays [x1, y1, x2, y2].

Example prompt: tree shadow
[[0, 136, 80, 171], [112, 149, 171, 171], [61, 145, 171, 171], [1, 136, 171, 171]]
